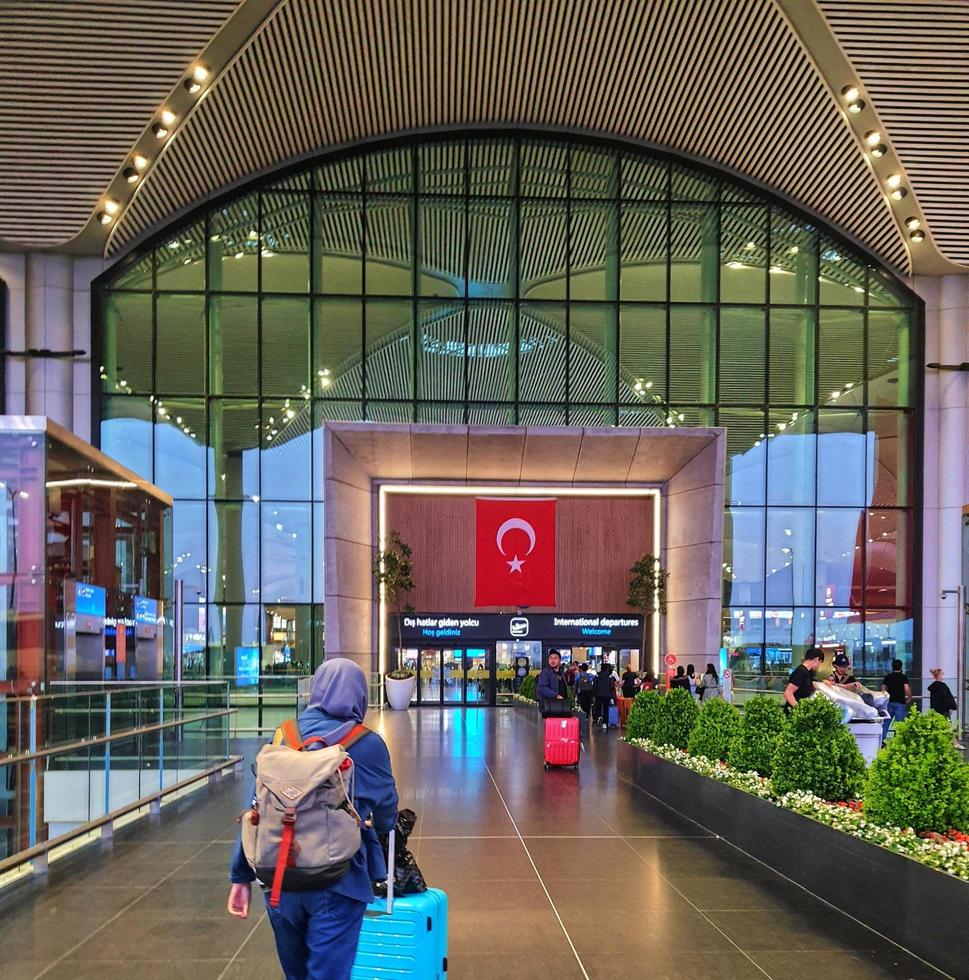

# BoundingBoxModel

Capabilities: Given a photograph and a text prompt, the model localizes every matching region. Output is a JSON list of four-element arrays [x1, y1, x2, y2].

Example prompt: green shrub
[[625, 690, 662, 742], [652, 688, 699, 750], [865, 710, 969, 833], [727, 696, 787, 776], [688, 697, 741, 761], [771, 696, 866, 801], [518, 673, 537, 701]]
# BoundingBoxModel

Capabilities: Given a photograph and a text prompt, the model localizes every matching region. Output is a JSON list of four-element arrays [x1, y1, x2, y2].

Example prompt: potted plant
[[626, 553, 668, 669], [372, 530, 416, 710]]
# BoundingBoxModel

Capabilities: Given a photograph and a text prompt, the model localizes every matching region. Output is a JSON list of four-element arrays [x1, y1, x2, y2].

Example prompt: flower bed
[[630, 736, 969, 880]]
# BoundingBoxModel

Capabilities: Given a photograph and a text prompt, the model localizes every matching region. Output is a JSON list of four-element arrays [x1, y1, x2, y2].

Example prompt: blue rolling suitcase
[[608, 703, 620, 728], [352, 831, 448, 979]]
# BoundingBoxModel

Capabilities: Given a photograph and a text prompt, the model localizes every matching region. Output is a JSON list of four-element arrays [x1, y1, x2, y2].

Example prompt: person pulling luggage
[[593, 662, 616, 730], [537, 649, 570, 718], [227, 659, 399, 980]]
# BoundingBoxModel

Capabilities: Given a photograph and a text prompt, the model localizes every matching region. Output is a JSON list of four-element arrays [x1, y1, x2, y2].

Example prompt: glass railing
[[0, 683, 238, 882]]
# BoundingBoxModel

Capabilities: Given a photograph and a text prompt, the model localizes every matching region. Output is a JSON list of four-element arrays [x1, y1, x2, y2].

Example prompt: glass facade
[[95, 134, 920, 680]]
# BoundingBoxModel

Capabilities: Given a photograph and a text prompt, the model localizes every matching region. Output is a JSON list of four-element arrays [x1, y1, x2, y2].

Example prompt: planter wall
[[618, 741, 969, 979]]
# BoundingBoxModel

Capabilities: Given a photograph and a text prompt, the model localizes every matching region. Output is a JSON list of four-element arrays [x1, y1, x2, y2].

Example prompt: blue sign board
[[76, 582, 106, 618], [134, 596, 157, 625], [235, 646, 260, 687]]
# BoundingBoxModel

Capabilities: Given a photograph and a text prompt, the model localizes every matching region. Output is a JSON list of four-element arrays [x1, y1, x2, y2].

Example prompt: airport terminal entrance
[[400, 646, 494, 705]]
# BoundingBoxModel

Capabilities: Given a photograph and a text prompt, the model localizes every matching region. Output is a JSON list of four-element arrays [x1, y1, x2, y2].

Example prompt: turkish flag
[[475, 498, 556, 607]]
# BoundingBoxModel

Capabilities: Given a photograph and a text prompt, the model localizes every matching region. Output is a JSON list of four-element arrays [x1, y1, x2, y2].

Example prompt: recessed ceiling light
[[152, 123, 169, 139], [184, 77, 202, 94], [123, 167, 139, 184], [869, 144, 887, 159], [160, 108, 177, 127], [133, 154, 148, 170], [103, 198, 120, 215], [97, 211, 113, 225], [904, 216, 921, 230], [847, 99, 865, 114], [886, 173, 903, 189], [890, 186, 908, 201], [865, 130, 882, 147], [909, 229, 925, 243], [726, 260, 744, 269], [841, 85, 860, 102], [192, 64, 210, 83]]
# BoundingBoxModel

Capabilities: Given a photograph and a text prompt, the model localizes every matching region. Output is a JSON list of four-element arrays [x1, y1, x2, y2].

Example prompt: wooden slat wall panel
[[820, 0, 969, 265], [386, 493, 655, 614], [0, 0, 240, 245], [107, 0, 908, 272]]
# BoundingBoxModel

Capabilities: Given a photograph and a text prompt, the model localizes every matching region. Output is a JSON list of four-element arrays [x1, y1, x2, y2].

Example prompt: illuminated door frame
[[377, 484, 662, 677]]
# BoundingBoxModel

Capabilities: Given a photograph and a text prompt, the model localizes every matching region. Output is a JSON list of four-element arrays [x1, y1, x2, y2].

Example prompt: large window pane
[[172, 501, 207, 601], [208, 196, 260, 292], [262, 416, 311, 501], [262, 297, 310, 396], [416, 301, 462, 401], [769, 309, 815, 405], [419, 142, 465, 195], [315, 298, 362, 399], [720, 204, 767, 304], [314, 195, 363, 295], [622, 154, 668, 200], [209, 400, 259, 501], [669, 204, 718, 302], [569, 304, 617, 404], [570, 202, 617, 301], [467, 302, 514, 402], [101, 396, 152, 479], [766, 508, 814, 606], [313, 503, 325, 604], [815, 607, 863, 663], [418, 197, 463, 297], [102, 293, 152, 394], [520, 143, 568, 197], [261, 192, 309, 293], [155, 400, 206, 499], [155, 220, 205, 291], [767, 409, 815, 506], [721, 410, 766, 506], [816, 508, 864, 608], [210, 296, 257, 396], [819, 239, 864, 307], [870, 410, 913, 507], [619, 305, 666, 403], [469, 139, 515, 196], [156, 294, 205, 394], [818, 409, 866, 506], [520, 303, 566, 402], [719, 308, 765, 404], [770, 209, 817, 306], [863, 609, 913, 677], [207, 603, 261, 677], [571, 146, 618, 199], [724, 508, 764, 606], [868, 310, 913, 407], [366, 197, 413, 296], [620, 204, 667, 302], [669, 307, 715, 403], [521, 202, 567, 300], [261, 503, 312, 603], [365, 148, 412, 194], [367, 299, 414, 400], [209, 502, 260, 603], [819, 310, 864, 404], [865, 509, 911, 608], [467, 200, 514, 298]]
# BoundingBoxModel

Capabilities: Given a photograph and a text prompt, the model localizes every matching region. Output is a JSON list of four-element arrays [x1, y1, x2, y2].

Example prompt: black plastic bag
[[373, 808, 427, 896]]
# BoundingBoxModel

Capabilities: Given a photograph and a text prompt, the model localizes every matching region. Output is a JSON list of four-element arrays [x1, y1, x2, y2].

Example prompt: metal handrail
[[3, 680, 227, 705], [0, 755, 242, 878], [0, 708, 235, 767]]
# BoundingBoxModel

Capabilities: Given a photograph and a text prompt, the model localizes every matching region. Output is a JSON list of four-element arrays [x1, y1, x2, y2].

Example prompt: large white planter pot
[[848, 719, 883, 765], [385, 674, 416, 710]]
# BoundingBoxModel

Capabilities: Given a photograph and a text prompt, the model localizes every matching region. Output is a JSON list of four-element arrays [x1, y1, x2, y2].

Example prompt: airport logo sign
[[510, 616, 529, 637]]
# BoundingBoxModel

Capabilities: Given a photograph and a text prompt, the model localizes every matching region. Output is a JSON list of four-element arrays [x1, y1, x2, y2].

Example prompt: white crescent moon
[[496, 518, 536, 556]]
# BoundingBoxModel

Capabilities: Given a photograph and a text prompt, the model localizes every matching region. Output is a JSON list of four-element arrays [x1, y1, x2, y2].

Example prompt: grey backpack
[[241, 719, 367, 907]]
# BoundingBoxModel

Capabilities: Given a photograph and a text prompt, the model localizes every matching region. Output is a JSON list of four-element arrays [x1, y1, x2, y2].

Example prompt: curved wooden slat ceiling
[[0, 0, 963, 276]]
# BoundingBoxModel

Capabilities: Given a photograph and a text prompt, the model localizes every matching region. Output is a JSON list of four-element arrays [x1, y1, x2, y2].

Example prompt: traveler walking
[[227, 659, 399, 980], [620, 665, 639, 700], [575, 662, 595, 720], [928, 667, 957, 720], [593, 662, 616, 730], [668, 665, 691, 692], [686, 664, 698, 698], [881, 658, 912, 741], [697, 663, 722, 701], [537, 650, 570, 718]]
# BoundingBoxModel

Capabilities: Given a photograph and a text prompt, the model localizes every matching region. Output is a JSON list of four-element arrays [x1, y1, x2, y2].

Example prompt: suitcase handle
[[385, 826, 395, 915]]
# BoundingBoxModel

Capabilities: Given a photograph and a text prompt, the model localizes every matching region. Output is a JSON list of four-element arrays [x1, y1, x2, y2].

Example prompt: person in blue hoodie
[[227, 659, 399, 980]]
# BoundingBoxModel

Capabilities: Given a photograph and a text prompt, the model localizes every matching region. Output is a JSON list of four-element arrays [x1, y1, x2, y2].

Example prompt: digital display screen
[[76, 582, 106, 619], [235, 646, 260, 687], [134, 596, 158, 639]]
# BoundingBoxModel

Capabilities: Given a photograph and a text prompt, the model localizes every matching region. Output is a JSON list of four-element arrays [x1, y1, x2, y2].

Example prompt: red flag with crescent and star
[[474, 497, 556, 607]]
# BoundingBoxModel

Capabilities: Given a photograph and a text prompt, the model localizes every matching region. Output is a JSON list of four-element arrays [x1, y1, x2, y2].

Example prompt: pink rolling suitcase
[[544, 715, 580, 769]]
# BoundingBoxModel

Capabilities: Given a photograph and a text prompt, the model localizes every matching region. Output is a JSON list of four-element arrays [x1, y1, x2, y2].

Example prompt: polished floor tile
[[0, 706, 948, 979]]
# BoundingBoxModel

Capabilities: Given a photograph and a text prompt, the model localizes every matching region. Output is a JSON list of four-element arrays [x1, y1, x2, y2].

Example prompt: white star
[[507, 554, 525, 573]]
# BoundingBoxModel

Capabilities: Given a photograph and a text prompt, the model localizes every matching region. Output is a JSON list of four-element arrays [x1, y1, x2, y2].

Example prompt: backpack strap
[[338, 723, 370, 750], [269, 807, 297, 908], [277, 718, 303, 749]]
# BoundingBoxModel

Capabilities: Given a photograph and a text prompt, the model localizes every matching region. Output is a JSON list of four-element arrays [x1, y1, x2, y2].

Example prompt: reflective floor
[[0, 708, 949, 979]]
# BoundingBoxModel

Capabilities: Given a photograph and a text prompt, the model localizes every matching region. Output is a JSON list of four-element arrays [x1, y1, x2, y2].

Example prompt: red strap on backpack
[[269, 808, 297, 908], [277, 720, 369, 752]]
